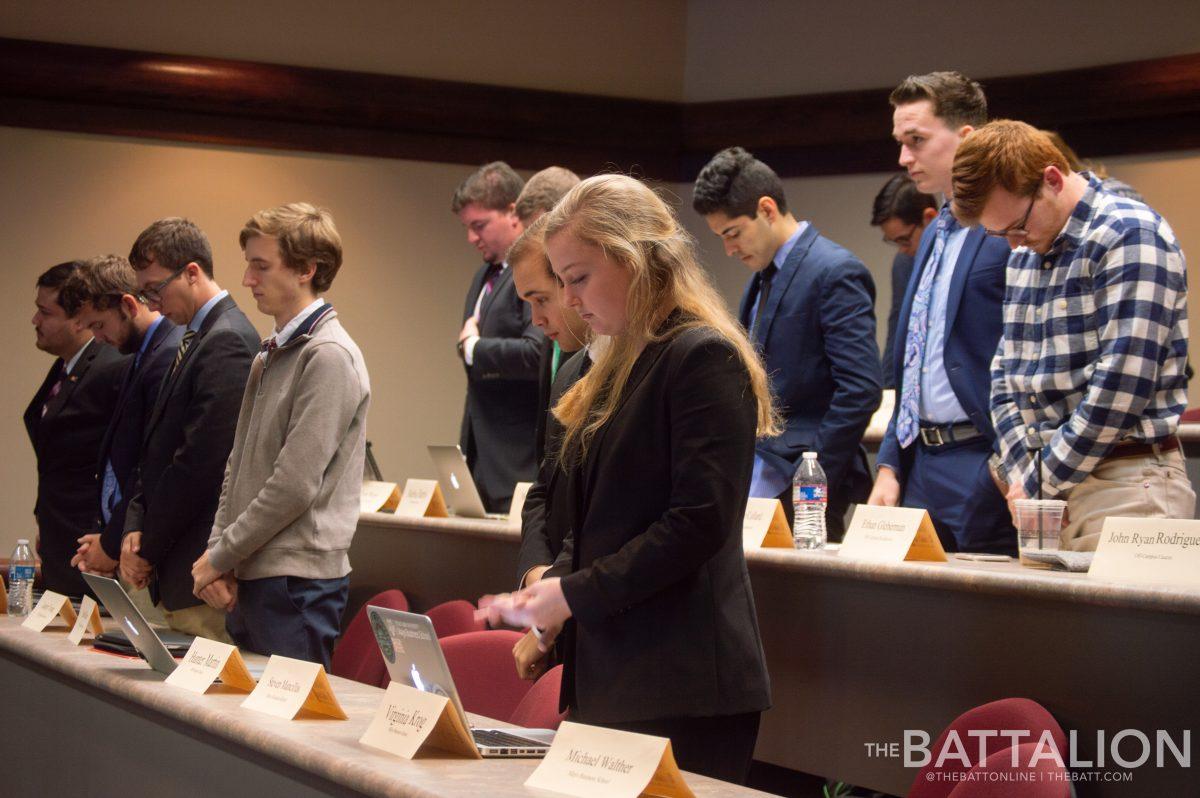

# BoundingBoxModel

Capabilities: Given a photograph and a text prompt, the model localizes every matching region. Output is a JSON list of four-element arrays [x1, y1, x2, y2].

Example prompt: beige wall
[[3, 127, 1197, 560]]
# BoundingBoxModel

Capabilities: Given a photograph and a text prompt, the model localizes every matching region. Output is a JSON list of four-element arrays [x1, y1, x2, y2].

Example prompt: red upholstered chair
[[330, 589, 409, 686], [946, 743, 1070, 798], [426, 599, 486, 638], [1181, 407, 1200, 424], [508, 665, 567, 730], [440, 630, 532, 722], [909, 698, 1068, 798]]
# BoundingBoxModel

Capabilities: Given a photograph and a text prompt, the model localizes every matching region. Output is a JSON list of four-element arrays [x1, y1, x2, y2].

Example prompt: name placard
[[240, 655, 348, 720], [22, 590, 79, 632], [507, 481, 534, 529], [361, 480, 402, 513], [742, 498, 794, 549], [165, 637, 257, 694], [67, 595, 104, 645], [1089, 517, 1200, 587], [839, 505, 947, 563], [394, 479, 449, 519], [525, 721, 694, 798], [359, 682, 481, 759]]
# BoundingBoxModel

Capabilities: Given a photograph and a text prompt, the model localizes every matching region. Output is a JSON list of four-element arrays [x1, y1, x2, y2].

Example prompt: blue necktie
[[896, 207, 959, 448]]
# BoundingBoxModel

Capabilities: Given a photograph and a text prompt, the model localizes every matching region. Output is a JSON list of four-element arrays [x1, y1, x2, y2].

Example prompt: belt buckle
[[920, 426, 944, 447]]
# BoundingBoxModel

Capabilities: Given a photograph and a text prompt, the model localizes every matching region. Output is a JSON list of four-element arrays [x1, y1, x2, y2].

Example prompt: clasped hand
[[476, 577, 571, 649]]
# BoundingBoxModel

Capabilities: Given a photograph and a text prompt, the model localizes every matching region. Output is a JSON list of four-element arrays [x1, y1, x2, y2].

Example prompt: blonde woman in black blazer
[[480, 175, 778, 785]]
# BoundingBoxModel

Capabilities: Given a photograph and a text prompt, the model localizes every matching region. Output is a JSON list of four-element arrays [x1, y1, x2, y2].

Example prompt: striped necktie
[[171, 330, 196, 377]]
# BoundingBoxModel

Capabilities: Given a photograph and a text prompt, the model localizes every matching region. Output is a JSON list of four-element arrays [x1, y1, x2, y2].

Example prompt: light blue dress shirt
[[749, 222, 809, 499], [917, 223, 970, 424], [189, 289, 229, 333]]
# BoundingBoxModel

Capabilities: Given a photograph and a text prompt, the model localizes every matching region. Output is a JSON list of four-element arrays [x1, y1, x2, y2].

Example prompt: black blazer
[[95, 318, 184, 560], [24, 339, 128, 596], [517, 348, 591, 587], [458, 263, 544, 511], [554, 324, 771, 724], [124, 295, 259, 610]]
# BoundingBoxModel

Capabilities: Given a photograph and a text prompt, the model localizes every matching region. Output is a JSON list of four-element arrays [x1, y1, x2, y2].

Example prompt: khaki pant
[[161, 602, 231, 642], [1062, 448, 1196, 551], [120, 581, 165, 626]]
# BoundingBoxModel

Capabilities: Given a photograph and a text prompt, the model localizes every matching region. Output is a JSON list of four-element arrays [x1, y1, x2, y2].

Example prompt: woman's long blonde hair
[[543, 174, 780, 458]]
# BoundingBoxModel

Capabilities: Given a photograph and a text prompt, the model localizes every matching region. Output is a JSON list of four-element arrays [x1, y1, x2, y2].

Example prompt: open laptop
[[427, 444, 507, 519], [82, 573, 188, 676], [367, 606, 555, 757]]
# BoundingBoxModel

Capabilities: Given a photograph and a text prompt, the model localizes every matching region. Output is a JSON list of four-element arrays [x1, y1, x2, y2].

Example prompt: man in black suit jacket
[[694, 147, 882, 539], [452, 162, 544, 511], [24, 261, 127, 597], [57, 256, 183, 578], [119, 219, 259, 640]]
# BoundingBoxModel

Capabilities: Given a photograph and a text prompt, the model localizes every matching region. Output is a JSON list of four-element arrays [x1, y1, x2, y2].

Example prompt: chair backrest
[[439, 630, 532, 722], [426, 599, 486, 638], [946, 742, 1070, 798], [909, 698, 1068, 798], [330, 589, 409, 686], [508, 665, 567, 730]]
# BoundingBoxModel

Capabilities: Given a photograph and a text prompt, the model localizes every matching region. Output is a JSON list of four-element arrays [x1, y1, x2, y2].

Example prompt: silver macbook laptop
[[82, 573, 182, 676], [367, 606, 555, 757], [427, 444, 507, 519]]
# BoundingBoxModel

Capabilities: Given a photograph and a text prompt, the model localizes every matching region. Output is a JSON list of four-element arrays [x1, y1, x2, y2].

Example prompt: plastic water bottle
[[792, 452, 827, 549], [7, 539, 36, 617]]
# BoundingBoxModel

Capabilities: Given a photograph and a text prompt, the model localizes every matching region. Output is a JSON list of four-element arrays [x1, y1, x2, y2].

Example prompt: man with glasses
[[57, 255, 183, 579], [952, 120, 1193, 550], [120, 218, 259, 640], [870, 173, 938, 388], [868, 71, 1017, 555], [451, 162, 544, 512]]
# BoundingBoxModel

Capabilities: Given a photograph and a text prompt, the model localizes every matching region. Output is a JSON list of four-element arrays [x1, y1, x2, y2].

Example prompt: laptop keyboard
[[472, 729, 546, 749]]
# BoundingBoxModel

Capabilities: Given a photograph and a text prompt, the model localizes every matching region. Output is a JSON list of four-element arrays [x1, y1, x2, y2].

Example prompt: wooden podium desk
[[0, 616, 773, 797], [352, 513, 1200, 797]]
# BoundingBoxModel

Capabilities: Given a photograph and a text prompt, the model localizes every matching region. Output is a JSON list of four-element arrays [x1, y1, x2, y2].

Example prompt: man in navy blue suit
[[868, 71, 1016, 555], [694, 148, 881, 539], [59, 255, 183, 577]]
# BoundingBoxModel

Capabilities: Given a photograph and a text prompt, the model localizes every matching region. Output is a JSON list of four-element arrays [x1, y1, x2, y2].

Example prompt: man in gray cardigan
[[192, 203, 370, 670]]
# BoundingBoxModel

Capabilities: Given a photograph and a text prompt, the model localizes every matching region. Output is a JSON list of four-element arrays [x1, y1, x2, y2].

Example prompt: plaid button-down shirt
[[990, 175, 1189, 499]]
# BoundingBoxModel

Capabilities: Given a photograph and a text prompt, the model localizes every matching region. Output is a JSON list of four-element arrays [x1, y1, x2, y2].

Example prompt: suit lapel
[[25, 360, 62, 447], [145, 297, 231, 440], [757, 225, 817, 346], [479, 265, 510, 322], [943, 227, 986, 339], [44, 340, 96, 421]]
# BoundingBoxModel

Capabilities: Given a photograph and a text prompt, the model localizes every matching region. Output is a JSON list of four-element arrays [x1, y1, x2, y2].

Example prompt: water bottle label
[[795, 485, 826, 502], [8, 565, 34, 582]]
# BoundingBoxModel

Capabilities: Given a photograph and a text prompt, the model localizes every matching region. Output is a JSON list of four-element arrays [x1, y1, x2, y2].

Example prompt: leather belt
[[919, 421, 984, 448], [1104, 435, 1181, 461]]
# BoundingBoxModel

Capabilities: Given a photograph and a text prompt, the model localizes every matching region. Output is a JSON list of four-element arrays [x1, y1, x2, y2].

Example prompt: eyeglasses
[[983, 181, 1041, 242], [884, 223, 920, 250], [138, 266, 187, 304]]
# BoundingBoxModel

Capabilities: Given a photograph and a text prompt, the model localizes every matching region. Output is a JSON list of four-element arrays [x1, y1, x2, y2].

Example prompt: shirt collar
[[1045, 174, 1104, 258], [770, 221, 809, 271], [271, 298, 327, 348], [63, 337, 93, 375], [188, 289, 229, 333], [137, 315, 165, 359]]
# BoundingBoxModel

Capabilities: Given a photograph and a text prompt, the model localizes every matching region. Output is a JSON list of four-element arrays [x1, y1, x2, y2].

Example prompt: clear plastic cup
[[1013, 499, 1067, 552]]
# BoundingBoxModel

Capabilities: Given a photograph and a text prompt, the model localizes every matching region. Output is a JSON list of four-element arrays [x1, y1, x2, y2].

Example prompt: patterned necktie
[[171, 330, 196, 377], [41, 368, 66, 417], [896, 207, 959, 448]]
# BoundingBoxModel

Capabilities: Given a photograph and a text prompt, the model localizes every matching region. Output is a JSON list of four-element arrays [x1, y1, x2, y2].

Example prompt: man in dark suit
[[119, 218, 259, 639], [57, 255, 183, 578], [869, 72, 1016, 555], [24, 261, 127, 597], [693, 147, 882, 539], [870, 173, 938, 388], [452, 162, 545, 511]]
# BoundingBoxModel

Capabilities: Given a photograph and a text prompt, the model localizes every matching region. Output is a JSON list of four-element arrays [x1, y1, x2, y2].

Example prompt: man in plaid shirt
[[951, 120, 1193, 550]]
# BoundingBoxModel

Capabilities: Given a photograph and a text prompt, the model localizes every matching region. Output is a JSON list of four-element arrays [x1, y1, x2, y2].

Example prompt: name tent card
[[507, 481, 534, 528], [1090, 517, 1200, 587], [67, 595, 104, 645], [742, 498, 794, 549], [361, 480, 402, 513], [165, 637, 257, 694], [525, 721, 694, 798], [394, 478, 449, 519], [839, 505, 948, 563], [359, 682, 481, 760], [22, 590, 80, 632], [241, 655, 348, 720]]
